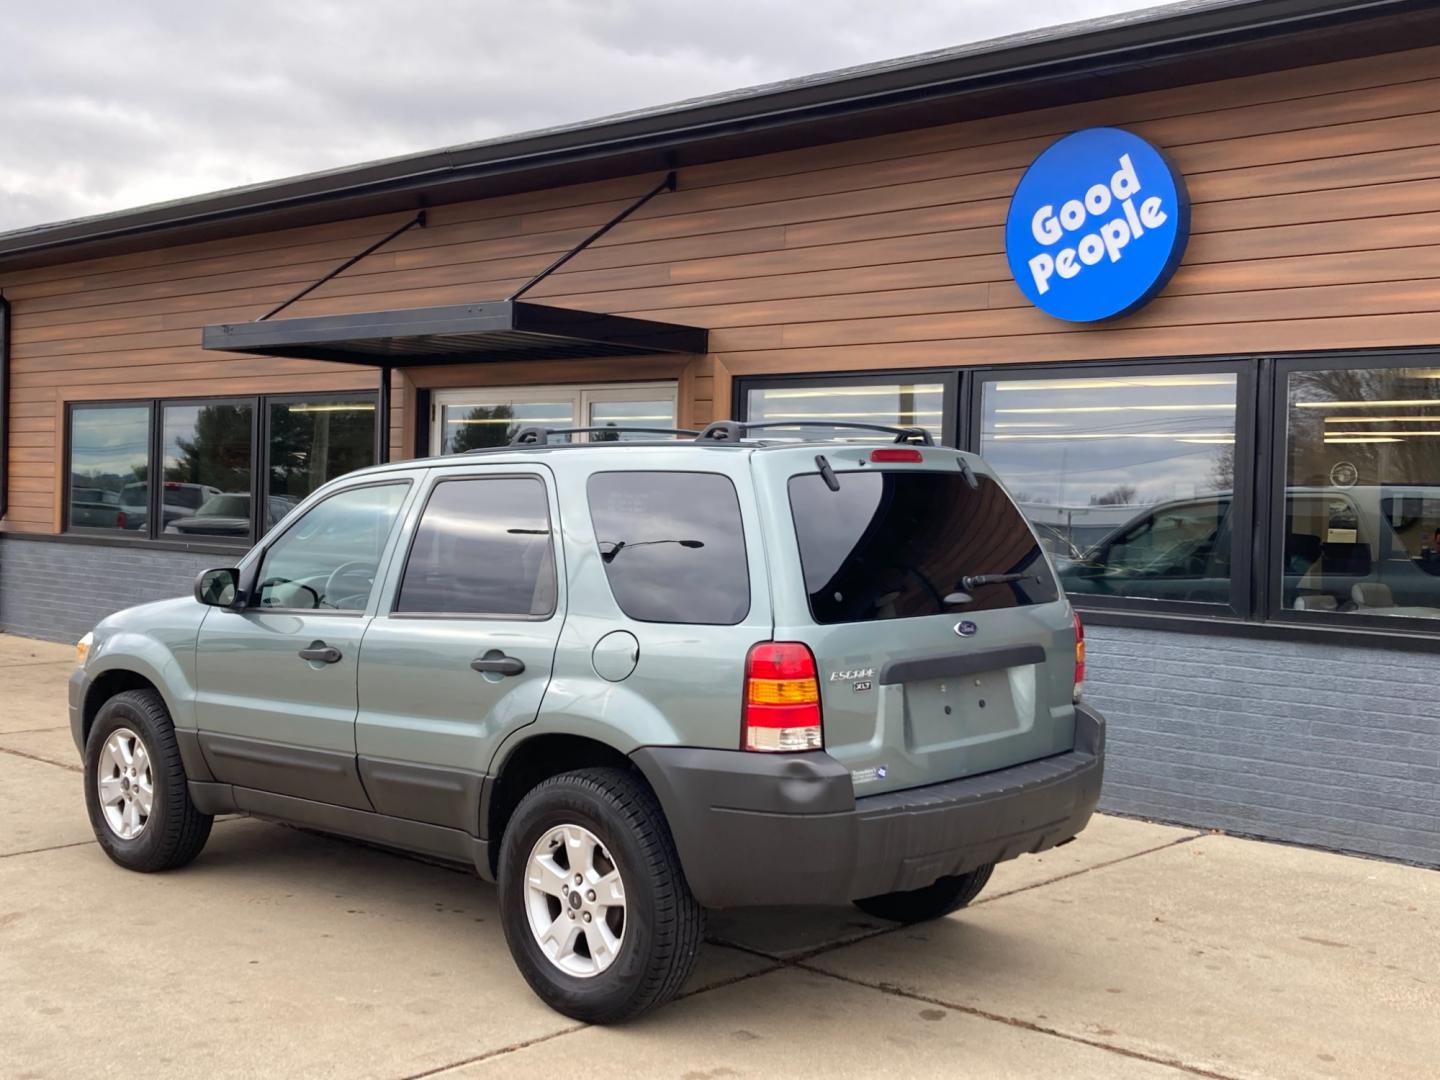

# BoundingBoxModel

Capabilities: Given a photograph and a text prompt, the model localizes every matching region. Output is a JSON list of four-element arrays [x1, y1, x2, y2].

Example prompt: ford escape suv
[[70, 420, 1105, 1023]]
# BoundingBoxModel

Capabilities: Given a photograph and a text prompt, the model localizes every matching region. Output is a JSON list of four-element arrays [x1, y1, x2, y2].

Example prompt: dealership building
[[1, 0, 1437, 866]]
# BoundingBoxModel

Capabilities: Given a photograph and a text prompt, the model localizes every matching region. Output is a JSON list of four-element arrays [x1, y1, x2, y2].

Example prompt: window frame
[[1264, 351, 1440, 636], [736, 370, 960, 448], [965, 356, 1257, 620], [63, 390, 379, 545], [63, 399, 157, 538], [389, 473, 559, 621], [248, 477, 412, 617]]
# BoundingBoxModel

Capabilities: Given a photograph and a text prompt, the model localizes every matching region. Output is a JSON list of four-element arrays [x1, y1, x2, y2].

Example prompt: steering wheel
[[323, 561, 377, 609]]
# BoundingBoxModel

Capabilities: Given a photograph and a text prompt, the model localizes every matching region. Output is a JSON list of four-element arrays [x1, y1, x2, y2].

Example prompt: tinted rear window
[[788, 470, 1058, 624], [587, 471, 749, 625]]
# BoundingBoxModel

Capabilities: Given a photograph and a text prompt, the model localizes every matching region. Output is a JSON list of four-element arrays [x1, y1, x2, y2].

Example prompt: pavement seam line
[[0, 744, 82, 773], [0, 839, 93, 859], [395, 1023, 588, 1079], [797, 963, 1243, 1080], [0, 724, 72, 734]]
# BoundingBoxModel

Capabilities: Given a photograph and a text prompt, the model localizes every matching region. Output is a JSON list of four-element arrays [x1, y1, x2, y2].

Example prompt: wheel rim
[[97, 727, 153, 841], [523, 823, 626, 978]]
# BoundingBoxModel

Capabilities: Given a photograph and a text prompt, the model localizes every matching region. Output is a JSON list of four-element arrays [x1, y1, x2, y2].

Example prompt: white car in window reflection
[[1059, 485, 1440, 616], [163, 493, 298, 538]]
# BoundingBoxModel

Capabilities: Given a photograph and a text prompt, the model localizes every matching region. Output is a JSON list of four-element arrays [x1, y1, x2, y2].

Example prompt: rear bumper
[[632, 704, 1105, 909]]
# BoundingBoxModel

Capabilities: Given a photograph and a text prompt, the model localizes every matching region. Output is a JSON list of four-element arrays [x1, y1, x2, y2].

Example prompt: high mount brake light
[[1073, 611, 1086, 703], [869, 448, 924, 463], [743, 642, 823, 752]]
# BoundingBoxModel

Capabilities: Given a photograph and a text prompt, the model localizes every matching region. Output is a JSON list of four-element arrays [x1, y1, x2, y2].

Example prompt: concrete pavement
[[1, 630, 1435, 1079]]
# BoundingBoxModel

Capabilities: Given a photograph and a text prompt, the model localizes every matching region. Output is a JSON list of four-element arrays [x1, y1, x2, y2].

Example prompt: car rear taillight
[[869, 448, 923, 463], [742, 642, 823, 752], [1073, 611, 1086, 703], [115, 511, 126, 530]]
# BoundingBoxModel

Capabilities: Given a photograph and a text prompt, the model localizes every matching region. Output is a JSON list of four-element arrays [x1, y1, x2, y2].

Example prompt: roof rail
[[695, 420, 934, 445], [500, 425, 702, 447]]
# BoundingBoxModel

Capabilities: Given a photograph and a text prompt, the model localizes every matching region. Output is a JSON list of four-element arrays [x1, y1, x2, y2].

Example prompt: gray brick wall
[[2, 535, 1435, 867], [1087, 624, 1439, 867], [0, 537, 214, 643]]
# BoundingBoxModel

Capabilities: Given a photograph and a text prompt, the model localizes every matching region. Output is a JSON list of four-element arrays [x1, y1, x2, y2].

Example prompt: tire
[[83, 688, 213, 872], [853, 863, 995, 923], [497, 767, 704, 1024]]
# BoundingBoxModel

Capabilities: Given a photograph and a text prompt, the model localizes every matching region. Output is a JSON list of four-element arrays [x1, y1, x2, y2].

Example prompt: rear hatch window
[[788, 470, 1058, 624]]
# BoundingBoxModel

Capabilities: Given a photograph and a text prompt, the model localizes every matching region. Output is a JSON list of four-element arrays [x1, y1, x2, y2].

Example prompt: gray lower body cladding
[[633, 704, 1105, 908]]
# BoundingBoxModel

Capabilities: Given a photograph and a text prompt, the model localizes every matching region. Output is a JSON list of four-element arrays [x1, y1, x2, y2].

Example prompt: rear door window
[[789, 470, 1058, 624], [395, 477, 556, 617], [587, 471, 749, 624]]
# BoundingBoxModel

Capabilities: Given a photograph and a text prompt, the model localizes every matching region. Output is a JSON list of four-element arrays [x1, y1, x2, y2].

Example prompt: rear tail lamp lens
[[743, 642, 823, 752], [869, 448, 924, 463], [1073, 611, 1086, 703], [115, 511, 127, 530]]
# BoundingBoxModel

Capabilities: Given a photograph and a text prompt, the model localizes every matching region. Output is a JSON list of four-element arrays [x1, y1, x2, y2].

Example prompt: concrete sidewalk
[[0, 631, 1435, 1079]]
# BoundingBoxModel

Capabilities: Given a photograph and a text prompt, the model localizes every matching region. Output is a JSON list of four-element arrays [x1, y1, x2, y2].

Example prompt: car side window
[[395, 476, 557, 617], [255, 483, 409, 611], [586, 471, 749, 625], [1102, 498, 1231, 578]]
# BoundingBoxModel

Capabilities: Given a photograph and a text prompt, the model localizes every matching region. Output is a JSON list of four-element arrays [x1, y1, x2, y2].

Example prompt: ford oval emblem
[[954, 620, 978, 637]]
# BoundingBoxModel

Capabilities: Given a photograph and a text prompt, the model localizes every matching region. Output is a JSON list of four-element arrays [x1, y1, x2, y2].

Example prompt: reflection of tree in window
[[268, 401, 375, 502], [166, 405, 251, 491], [448, 405, 516, 452]]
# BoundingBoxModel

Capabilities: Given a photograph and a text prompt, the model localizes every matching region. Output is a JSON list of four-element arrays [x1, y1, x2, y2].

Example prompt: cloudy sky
[[0, 0, 1162, 233]]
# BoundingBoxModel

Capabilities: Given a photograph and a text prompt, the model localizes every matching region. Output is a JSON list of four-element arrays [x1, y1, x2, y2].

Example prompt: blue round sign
[[1005, 127, 1189, 323]]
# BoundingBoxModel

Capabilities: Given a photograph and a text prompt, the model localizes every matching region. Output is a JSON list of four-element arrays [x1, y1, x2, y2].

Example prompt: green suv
[[70, 421, 1104, 1023]]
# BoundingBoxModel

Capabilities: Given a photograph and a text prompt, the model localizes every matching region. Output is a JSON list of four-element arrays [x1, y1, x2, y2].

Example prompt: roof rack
[[499, 425, 702, 447], [695, 420, 934, 445]]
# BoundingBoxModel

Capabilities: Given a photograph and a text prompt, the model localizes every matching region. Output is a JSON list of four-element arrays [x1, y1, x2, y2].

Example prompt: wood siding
[[6, 45, 1440, 533]]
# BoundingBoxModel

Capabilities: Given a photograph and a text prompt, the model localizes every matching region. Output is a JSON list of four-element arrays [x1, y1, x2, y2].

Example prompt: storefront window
[[440, 400, 575, 452], [268, 398, 377, 529], [160, 402, 254, 540], [68, 405, 150, 532], [979, 372, 1240, 606], [1283, 365, 1440, 620], [746, 381, 946, 443]]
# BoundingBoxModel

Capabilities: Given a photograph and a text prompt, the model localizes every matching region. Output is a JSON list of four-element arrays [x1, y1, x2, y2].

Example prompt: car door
[[194, 478, 415, 809], [355, 466, 563, 832]]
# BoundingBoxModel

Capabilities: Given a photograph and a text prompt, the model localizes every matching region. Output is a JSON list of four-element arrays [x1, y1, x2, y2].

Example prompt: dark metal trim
[[510, 172, 675, 300], [203, 299, 709, 365], [878, 644, 1047, 685], [257, 211, 426, 322]]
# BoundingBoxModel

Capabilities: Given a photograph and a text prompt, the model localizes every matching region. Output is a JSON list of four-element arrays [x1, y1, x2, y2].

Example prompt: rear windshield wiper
[[815, 454, 841, 492], [960, 572, 1037, 590]]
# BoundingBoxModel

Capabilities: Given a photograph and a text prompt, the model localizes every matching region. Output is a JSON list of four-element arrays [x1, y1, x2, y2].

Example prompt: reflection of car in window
[[70, 487, 122, 528], [1059, 485, 1440, 615], [162, 493, 295, 538]]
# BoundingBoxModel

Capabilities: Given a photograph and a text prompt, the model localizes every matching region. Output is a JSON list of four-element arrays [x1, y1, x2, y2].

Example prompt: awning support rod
[[509, 171, 676, 301], [257, 210, 427, 322]]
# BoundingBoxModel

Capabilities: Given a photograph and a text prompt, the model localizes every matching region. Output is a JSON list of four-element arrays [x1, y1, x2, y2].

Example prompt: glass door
[[432, 383, 676, 454]]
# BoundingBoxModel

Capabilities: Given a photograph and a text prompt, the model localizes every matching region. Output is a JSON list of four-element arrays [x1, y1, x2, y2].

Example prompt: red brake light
[[870, 448, 923, 463], [743, 642, 823, 752], [1073, 611, 1086, 703], [115, 511, 127, 530]]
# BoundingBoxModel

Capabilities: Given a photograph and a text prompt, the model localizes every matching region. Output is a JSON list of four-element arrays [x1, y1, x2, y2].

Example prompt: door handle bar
[[470, 655, 525, 676], [298, 642, 343, 664]]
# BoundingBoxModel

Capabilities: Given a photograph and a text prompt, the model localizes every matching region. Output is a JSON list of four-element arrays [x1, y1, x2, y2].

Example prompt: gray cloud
[[0, 0, 1153, 231]]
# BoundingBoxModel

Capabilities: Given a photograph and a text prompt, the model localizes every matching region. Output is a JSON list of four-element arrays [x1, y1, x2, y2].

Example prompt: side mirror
[[195, 567, 241, 608]]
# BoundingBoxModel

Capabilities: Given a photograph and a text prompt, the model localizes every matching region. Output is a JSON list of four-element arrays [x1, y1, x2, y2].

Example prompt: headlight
[[76, 632, 94, 667]]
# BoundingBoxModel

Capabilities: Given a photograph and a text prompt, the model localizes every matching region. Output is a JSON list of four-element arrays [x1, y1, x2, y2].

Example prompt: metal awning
[[201, 300, 708, 366]]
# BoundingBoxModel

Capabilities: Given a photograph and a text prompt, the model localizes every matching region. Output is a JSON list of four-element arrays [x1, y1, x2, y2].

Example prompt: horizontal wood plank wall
[[7, 45, 1440, 532]]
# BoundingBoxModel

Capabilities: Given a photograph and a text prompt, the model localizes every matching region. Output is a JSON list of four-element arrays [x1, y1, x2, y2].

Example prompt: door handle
[[470, 654, 525, 676], [298, 641, 343, 664]]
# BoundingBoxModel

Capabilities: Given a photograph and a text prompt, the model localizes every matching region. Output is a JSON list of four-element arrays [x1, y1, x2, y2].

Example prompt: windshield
[[788, 470, 1058, 624]]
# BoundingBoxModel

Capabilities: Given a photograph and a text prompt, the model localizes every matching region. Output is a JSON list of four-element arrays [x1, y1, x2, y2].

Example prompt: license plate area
[[902, 667, 1029, 751]]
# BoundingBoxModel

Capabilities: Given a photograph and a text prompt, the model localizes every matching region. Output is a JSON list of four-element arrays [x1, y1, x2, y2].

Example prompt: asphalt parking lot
[[1, 631, 1435, 1080]]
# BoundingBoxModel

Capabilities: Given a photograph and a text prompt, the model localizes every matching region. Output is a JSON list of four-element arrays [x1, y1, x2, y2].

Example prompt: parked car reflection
[[162, 493, 297, 538], [1059, 485, 1440, 617]]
